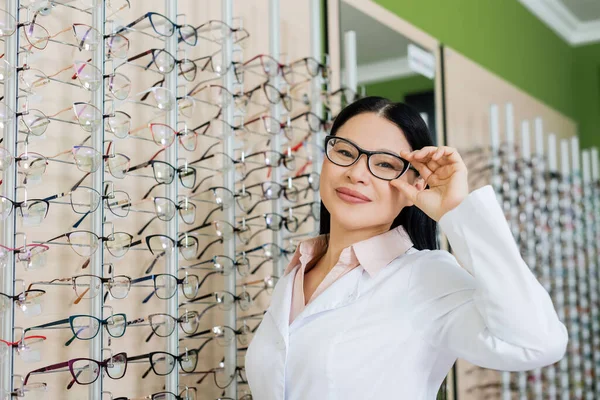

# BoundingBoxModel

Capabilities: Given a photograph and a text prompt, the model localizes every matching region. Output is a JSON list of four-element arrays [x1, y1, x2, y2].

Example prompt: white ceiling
[[340, 1, 412, 65], [560, 0, 600, 22], [520, 0, 600, 45]]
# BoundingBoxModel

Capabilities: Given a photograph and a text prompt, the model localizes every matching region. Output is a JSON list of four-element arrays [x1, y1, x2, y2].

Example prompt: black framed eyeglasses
[[324, 135, 418, 181]]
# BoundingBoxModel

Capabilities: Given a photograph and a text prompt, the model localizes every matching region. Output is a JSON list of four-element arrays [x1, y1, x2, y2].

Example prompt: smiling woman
[[319, 97, 436, 251], [245, 96, 567, 400]]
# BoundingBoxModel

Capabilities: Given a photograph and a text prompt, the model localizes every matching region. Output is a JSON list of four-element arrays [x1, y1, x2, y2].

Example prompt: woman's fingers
[[431, 147, 464, 165], [402, 146, 463, 169], [399, 156, 433, 183], [401, 148, 440, 174]]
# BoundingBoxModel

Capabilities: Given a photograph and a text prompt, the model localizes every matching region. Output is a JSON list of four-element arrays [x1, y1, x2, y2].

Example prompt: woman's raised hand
[[391, 146, 469, 222]]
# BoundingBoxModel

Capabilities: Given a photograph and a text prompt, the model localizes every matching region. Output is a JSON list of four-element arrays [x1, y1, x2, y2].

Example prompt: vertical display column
[[268, 0, 284, 278], [0, 0, 18, 397], [309, 0, 323, 224], [90, 1, 106, 398], [221, 0, 237, 397], [164, 0, 179, 395], [591, 148, 600, 396]]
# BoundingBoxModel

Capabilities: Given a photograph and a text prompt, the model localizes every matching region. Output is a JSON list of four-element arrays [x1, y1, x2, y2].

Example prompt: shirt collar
[[283, 225, 414, 277], [353, 225, 414, 277], [283, 234, 328, 276]]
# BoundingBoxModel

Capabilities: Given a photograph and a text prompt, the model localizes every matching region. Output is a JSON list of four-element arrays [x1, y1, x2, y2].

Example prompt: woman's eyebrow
[[375, 147, 402, 155]]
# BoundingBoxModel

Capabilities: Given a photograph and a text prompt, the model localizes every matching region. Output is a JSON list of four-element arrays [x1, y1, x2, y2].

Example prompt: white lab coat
[[245, 185, 568, 400]]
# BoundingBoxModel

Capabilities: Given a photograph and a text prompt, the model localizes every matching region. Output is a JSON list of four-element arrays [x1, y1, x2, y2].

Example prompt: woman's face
[[320, 112, 423, 232]]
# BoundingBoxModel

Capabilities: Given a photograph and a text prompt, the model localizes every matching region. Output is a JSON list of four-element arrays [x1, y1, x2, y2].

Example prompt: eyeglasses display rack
[[461, 103, 600, 400], [0, 0, 334, 399]]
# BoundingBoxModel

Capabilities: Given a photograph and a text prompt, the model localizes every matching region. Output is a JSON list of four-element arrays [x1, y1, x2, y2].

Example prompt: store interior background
[[343, 0, 599, 150], [0, 0, 597, 399], [335, 0, 600, 398]]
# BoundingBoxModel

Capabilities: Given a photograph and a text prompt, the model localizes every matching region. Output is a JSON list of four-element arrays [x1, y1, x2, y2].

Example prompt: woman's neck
[[320, 221, 390, 274]]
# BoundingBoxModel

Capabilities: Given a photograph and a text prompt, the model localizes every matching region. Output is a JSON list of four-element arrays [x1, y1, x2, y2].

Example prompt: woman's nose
[[345, 154, 371, 183]]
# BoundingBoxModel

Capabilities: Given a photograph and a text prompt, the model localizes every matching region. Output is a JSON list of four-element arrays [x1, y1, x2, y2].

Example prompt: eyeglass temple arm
[[181, 221, 211, 235], [252, 288, 267, 302], [191, 337, 214, 356], [195, 238, 223, 261], [198, 271, 219, 290], [178, 292, 213, 305], [65, 326, 87, 347], [141, 182, 164, 200], [114, 12, 150, 35], [194, 370, 213, 385], [128, 239, 143, 249], [72, 210, 91, 229], [144, 328, 157, 343], [141, 288, 157, 304], [127, 48, 156, 64], [41, 190, 70, 202], [126, 160, 152, 174], [125, 353, 150, 365], [182, 328, 211, 340], [252, 258, 274, 276], [130, 275, 154, 285], [70, 172, 91, 192], [69, 58, 93, 80], [199, 205, 222, 227], [190, 54, 211, 68], [42, 233, 67, 245], [144, 252, 162, 275], [73, 285, 93, 304], [27, 317, 70, 333], [137, 216, 158, 236], [188, 142, 221, 167], [140, 78, 165, 101], [140, 364, 154, 380], [24, 360, 69, 385]]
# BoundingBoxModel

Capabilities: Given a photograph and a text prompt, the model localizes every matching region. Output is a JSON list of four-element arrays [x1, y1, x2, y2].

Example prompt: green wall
[[365, 75, 434, 103], [371, 0, 600, 147], [573, 43, 600, 150]]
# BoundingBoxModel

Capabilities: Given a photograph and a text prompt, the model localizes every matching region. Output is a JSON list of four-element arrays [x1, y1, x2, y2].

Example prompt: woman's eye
[[376, 162, 393, 169], [336, 149, 354, 158], [376, 162, 399, 170]]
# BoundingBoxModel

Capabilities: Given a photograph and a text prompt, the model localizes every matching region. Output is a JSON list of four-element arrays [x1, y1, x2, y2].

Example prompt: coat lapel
[[265, 268, 296, 346], [289, 266, 364, 332], [266, 265, 365, 343]]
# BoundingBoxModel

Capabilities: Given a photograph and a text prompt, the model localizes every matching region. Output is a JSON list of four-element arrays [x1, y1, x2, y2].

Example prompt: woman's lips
[[335, 188, 372, 204]]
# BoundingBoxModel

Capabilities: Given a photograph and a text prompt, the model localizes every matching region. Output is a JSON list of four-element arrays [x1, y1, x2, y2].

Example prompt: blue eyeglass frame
[[324, 135, 418, 180]]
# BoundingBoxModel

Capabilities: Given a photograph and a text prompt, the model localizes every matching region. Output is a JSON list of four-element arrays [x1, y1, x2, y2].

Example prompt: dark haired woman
[[245, 97, 567, 399]]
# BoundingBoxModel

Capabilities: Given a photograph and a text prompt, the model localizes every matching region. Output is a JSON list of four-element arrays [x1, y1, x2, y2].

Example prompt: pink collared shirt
[[284, 225, 415, 324]]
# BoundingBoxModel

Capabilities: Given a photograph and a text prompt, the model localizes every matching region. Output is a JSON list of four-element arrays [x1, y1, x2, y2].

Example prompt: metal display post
[[533, 118, 558, 400], [489, 104, 511, 400], [560, 138, 582, 400], [90, 0, 106, 398], [269, 0, 284, 278], [222, 0, 237, 397], [570, 137, 594, 400], [591, 148, 600, 396], [521, 120, 543, 400], [164, 0, 179, 395], [0, 0, 18, 397], [547, 134, 570, 400], [343, 31, 357, 95], [309, 0, 323, 230]]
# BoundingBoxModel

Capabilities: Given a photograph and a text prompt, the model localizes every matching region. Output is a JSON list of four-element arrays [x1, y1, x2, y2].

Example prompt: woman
[[245, 97, 568, 399]]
